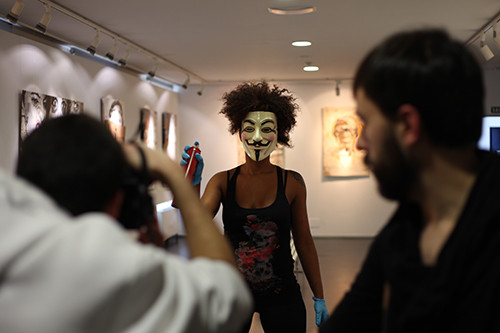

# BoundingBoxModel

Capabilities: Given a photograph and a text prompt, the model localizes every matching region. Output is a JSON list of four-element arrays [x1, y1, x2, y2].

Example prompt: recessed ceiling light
[[303, 65, 319, 72], [267, 6, 316, 15], [292, 41, 312, 47]]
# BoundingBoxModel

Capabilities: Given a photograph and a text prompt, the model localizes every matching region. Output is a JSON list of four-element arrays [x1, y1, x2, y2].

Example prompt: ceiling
[[1, 0, 500, 88]]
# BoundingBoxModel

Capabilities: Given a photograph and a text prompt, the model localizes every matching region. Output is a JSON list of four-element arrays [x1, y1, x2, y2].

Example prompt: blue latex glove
[[313, 296, 329, 327], [180, 142, 204, 186]]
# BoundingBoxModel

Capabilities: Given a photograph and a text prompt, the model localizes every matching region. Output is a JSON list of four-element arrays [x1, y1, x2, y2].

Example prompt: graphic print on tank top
[[235, 214, 283, 295]]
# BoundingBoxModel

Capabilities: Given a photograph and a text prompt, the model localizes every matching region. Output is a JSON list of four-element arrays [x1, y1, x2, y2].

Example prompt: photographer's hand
[[122, 143, 235, 266]]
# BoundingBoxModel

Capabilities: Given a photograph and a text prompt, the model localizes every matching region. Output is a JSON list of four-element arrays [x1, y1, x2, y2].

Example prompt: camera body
[[118, 164, 155, 230]]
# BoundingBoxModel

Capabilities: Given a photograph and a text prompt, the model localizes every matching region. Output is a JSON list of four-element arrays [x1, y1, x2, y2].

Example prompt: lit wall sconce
[[35, 3, 51, 33], [197, 83, 205, 96], [105, 38, 119, 60], [480, 32, 494, 61], [7, 0, 24, 23], [182, 75, 190, 89], [87, 30, 100, 55], [118, 48, 129, 66]]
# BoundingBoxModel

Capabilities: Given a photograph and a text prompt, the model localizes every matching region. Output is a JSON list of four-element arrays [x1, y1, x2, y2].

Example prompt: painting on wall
[[237, 142, 284, 167], [322, 107, 368, 177], [19, 90, 83, 147], [162, 112, 176, 158], [101, 95, 126, 143], [140, 107, 157, 149]]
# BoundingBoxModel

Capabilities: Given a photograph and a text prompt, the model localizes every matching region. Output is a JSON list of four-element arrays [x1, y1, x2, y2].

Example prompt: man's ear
[[395, 104, 422, 147], [104, 189, 125, 219]]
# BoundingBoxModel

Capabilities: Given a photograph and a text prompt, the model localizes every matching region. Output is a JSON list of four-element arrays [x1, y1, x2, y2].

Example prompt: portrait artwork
[[101, 95, 126, 143], [322, 107, 368, 177], [162, 112, 176, 158], [140, 107, 157, 149], [19, 90, 83, 148]]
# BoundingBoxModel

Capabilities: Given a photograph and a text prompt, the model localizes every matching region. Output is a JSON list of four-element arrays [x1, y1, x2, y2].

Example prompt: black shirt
[[222, 166, 298, 305], [320, 151, 500, 332]]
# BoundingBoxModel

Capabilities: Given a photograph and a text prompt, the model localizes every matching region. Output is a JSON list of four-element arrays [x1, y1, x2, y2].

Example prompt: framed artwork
[[238, 142, 284, 167], [322, 107, 368, 177], [19, 90, 83, 147], [162, 112, 176, 158], [140, 107, 157, 149], [101, 95, 126, 143]]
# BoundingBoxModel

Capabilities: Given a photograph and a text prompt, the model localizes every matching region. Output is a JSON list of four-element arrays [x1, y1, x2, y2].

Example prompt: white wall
[[484, 69, 500, 115], [178, 67, 500, 237], [178, 83, 397, 237], [0, 29, 181, 238], [4, 27, 499, 238]]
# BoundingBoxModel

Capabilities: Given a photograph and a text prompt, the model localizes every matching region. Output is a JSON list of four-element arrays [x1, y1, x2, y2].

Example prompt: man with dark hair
[[17, 113, 126, 216], [317, 29, 500, 332], [2, 114, 252, 332], [17, 113, 163, 244]]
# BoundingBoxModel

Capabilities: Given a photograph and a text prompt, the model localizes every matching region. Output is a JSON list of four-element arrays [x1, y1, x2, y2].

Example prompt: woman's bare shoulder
[[285, 169, 306, 188]]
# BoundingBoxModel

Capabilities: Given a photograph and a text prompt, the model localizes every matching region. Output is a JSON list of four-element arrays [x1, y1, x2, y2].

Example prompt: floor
[[164, 236, 373, 332]]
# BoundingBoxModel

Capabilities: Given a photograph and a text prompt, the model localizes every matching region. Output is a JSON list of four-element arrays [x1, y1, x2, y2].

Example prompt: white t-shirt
[[0, 170, 252, 332]]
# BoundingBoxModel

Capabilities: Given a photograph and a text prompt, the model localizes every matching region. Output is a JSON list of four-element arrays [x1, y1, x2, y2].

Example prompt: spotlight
[[292, 40, 312, 47], [35, 3, 51, 33], [148, 64, 158, 78], [197, 84, 205, 96], [267, 6, 316, 15], [105, 38, 119, 60], [118, 49, 129, 66], [480, 32, 494, 61], [7, 0, 24, 23], [182, 75, 190, 89], [303, 62, 319, 72], [87, 30, 100, 55], [494, 22, 500, 50]]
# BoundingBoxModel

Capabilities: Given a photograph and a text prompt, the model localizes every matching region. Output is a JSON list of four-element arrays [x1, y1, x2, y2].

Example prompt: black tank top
[[222, 165, 297, 301]]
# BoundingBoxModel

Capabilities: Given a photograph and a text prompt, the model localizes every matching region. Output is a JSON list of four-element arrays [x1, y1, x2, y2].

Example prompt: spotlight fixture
[[494, 22, 500, 49], [303, 62, 319, 72], [480, 32, 494, 61], [35, 3, 51, 33], [292, 40, 312, 47], [7, 0, 24, 23], [118, 48, 129, 66], [197, 84, 205, 96], [105, 38, 119, 60], [268, 6, 316, 15], [139, 74, 176, 91], [148, 64, 158, 78], [335, 81, 341, 96], [87, 30, 100, 55], [182, 75, 190, 89]]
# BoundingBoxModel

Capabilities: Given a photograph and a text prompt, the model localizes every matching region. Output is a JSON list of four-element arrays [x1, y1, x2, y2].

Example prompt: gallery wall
[[0, 29, 181, 238], [177, 83, 397, 237], [178, 69, 500, 237], [2, 27, 500, 238]]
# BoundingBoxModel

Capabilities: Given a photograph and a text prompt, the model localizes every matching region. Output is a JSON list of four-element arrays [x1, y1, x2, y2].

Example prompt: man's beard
[[366, 130, 418, 201]]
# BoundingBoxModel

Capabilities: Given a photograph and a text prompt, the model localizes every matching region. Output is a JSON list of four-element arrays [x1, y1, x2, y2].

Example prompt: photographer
[[9, 114, 252, 332]]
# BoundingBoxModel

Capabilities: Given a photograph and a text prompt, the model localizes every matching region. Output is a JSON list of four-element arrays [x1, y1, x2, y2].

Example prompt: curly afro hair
[[220, 81, 299, 147]]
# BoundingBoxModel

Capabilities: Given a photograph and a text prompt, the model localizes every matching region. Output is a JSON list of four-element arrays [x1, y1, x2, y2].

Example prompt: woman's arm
[[288, 170, 324, 299], [200, 171, 226, 218], [123, 144, 235, 265]]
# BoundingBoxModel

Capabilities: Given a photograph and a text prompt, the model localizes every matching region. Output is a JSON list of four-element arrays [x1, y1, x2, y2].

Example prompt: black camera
[[118, 154, 155, 230]]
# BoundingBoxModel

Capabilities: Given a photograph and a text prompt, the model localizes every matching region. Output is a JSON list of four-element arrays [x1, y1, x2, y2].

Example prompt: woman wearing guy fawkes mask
[[182, 81, 328, 332]]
